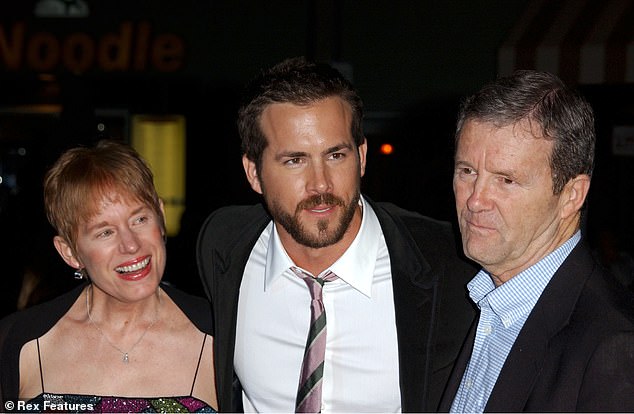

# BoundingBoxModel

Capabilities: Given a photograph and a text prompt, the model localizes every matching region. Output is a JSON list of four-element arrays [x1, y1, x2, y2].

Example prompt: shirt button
[[482, 325, 492, 335]]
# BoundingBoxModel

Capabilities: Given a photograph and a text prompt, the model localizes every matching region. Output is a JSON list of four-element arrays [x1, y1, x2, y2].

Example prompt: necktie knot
[[291, 268, 338, 301]]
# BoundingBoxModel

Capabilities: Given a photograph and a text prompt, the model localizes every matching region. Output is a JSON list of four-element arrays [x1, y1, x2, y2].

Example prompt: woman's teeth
[[115, 257, 150, 274]]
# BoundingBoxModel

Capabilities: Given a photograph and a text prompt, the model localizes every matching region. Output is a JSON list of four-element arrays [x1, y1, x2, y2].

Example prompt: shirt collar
[[264, 195, 380, 298], [468, 231, 581, 328]]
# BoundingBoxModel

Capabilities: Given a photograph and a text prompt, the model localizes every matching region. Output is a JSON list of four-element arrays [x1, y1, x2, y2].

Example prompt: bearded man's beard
[[267, 192, 360, 248]]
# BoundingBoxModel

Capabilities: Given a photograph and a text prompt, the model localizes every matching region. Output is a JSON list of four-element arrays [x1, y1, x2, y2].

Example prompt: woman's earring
[[74, 268, 86, 280]]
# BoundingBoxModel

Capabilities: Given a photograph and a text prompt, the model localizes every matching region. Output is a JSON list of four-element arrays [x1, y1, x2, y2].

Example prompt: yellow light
[[380, 143, 394, 155], [131, 115, 186, 237]]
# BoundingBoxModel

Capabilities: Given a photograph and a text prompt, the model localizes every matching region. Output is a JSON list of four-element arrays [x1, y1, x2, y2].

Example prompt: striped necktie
[[291, 267, 338, 413]]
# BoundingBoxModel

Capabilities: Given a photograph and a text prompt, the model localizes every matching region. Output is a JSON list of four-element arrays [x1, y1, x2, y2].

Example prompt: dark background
[[2, 0, 634, 318]]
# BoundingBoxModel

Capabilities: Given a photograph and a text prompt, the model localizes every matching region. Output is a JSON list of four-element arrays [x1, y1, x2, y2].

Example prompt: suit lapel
[[371, 200, 435, 412], [438, 320, 477, 411], [201, 205, 271, 412], [213, 244, 250, 412]]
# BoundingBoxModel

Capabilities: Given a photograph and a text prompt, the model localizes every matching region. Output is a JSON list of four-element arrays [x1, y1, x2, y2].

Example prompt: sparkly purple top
[[27, 392, 216, 413]]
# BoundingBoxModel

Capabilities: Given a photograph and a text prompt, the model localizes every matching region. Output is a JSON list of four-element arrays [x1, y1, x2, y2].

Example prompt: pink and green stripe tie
[[291, 267, 338, 413]]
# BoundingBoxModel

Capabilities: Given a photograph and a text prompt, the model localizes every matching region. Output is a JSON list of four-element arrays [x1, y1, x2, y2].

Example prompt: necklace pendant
[[123, 353, 129, 363]]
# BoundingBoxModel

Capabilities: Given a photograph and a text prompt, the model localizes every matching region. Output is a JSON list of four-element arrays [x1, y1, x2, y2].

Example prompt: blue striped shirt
[[450, 231, 581, 413]]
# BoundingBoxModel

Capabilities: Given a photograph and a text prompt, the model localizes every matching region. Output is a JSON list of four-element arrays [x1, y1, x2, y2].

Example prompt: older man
[[440, 70, 634, 412]]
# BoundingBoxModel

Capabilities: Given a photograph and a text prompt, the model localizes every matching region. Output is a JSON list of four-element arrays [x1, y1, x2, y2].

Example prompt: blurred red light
[[380, 143, 394, 155]]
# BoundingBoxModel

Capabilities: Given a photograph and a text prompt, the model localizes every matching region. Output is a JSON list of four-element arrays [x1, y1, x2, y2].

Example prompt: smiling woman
[[0, 140, 217, 413]]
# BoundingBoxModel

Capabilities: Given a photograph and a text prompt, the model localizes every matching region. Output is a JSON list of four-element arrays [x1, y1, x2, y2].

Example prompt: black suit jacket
[[439, 241, 634, 412], [197, 198, 478, 412]]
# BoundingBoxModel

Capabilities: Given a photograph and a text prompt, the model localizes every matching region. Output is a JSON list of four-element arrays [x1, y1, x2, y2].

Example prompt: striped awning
[[498, 0, 634, 84]]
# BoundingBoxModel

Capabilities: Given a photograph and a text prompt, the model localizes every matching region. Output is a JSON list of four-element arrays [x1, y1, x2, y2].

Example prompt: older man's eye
[[284, 158, 303, 166]]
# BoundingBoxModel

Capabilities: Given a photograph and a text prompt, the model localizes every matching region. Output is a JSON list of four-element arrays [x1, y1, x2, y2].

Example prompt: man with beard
[[196, 57, 478, 413]]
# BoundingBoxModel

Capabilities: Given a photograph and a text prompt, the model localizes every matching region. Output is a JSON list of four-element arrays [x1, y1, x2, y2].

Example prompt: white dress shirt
[[234, 196, 401, 412]]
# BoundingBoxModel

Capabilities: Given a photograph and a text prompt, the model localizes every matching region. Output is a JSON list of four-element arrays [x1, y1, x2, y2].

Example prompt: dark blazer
[[197, 197, 478, 412], [439, 241, 634, 412]]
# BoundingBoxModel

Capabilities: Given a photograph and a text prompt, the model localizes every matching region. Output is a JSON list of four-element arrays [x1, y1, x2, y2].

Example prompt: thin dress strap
[[36, 338, 44, 393], [190, 334, 207, 396]]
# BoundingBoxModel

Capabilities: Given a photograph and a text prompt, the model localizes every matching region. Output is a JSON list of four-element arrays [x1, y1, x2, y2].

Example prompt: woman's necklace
[[86, 284, 161, 364]]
